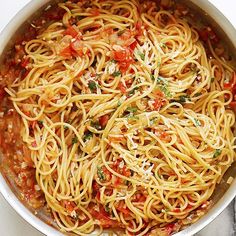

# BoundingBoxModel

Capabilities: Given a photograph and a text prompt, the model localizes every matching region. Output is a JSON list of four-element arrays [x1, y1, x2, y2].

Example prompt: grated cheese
[[227, 176, 234, 184]]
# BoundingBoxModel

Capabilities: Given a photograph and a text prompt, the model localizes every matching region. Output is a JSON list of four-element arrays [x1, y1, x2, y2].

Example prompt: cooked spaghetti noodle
[[1, 0, 236, 235]]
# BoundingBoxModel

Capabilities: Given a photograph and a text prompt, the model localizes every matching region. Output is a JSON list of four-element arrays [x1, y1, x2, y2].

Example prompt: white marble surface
[[0, 0, 236, 236]]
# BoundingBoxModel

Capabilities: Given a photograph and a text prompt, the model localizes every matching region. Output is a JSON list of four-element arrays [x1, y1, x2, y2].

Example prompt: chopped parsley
[[117, 100, 122, 107], [160, 85, 172, 98], [150, 117, 158, 125], [38, 120, 43, 125], [105, 204, 110, 212], [83, 131, 93, 142], [211, 77, 215, 83], [160, 42, 167, 48], [97, 166, 105, 181], [126, 107, 138, 113], [213, 149, 222, 158], [72, 137, 78, 144], [112, 71, 122, 77], [150, 74, 155, 81], [64, 125, 69, 130], [139, 52, 145, 61], [88, 80, 97, 92], [194, 92, 202, 97], [128, 86, 139, 96], [111, 59, 117, 63], [193, 118, 201, 127]]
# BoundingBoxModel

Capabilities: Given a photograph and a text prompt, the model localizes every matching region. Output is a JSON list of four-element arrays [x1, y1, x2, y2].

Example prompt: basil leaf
[[213, 149, 222, 158]]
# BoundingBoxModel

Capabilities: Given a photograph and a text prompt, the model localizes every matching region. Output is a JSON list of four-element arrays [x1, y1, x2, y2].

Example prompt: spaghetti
[[1, 0, 236, 235]]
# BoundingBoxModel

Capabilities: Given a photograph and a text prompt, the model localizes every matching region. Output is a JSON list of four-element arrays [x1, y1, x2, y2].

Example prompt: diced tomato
[[135, 20, 143, 37], [64, 200, 76, 213], [113, 48, 131, 62], [153, 98, 166, 111], [118, 82, 127, 94], [70, 39, 84, 57], [116, 202, 130, 215], [99, 115, 109, 128], [129, 40, 138, 51], [89, 8, 100, 16], [173, 208, 181, 213], [21, 57, 30, 68], [90, 206, 117, 228], [60, 46, 74, 58], [165, 223, 175, 235], [63, 26, 78, 38]]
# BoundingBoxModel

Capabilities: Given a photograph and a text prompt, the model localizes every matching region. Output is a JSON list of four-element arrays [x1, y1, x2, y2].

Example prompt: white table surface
[[0, 1, 236, 236]]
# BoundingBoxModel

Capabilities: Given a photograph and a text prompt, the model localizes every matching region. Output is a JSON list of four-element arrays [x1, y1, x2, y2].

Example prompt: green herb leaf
[[72, 137, 78, 144], [150, 117, 158, 125], [150, 74, 155, 81], [38, 120, 43, 125], [111, 59, 117, 63], [160, 42, 167, 48], [128, 87, 139, 96], [105, 204, 110, 212], [160, 85, 172, 98], [64, 125, 69, 130], [97, 166, 105, 181], [178, 95, 191, 103], [139, 52, 145, 61], [194, 92, 202, 97], [193, 118, 201, 127], [117, 100, 122, 107], [157, 77, 167, 85], [126, 107, 138, 113], [88, 80, 97, 92], [83, 131, 93, 142], [211, 77, 215, 83], [213, 149, 222, 158], [112, 71, 122, 77]]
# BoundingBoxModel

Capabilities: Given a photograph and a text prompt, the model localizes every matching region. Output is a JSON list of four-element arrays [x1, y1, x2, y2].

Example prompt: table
[[0, 1, 236, 235]]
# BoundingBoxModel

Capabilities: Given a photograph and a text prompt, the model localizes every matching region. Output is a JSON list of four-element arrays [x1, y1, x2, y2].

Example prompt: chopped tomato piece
[[116, 202, 130, 215], [60, 46, 74, 58], [118, 82, 127, 94], [135, 20, 143, 37], [165, 223, 176, 235], [63, 26, 78, 38], [99, 115, 109, 128], [113, 48, 131, 62], [89, 8, 100, 16], [173, 208, 181, 213], [21, 57, 30, 68], [90, 205, 117, 228], [129, 40, 138, 51], [70, 39, 84, 57], [153, 98, 166, 111], [64, 200, 76, 213]]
